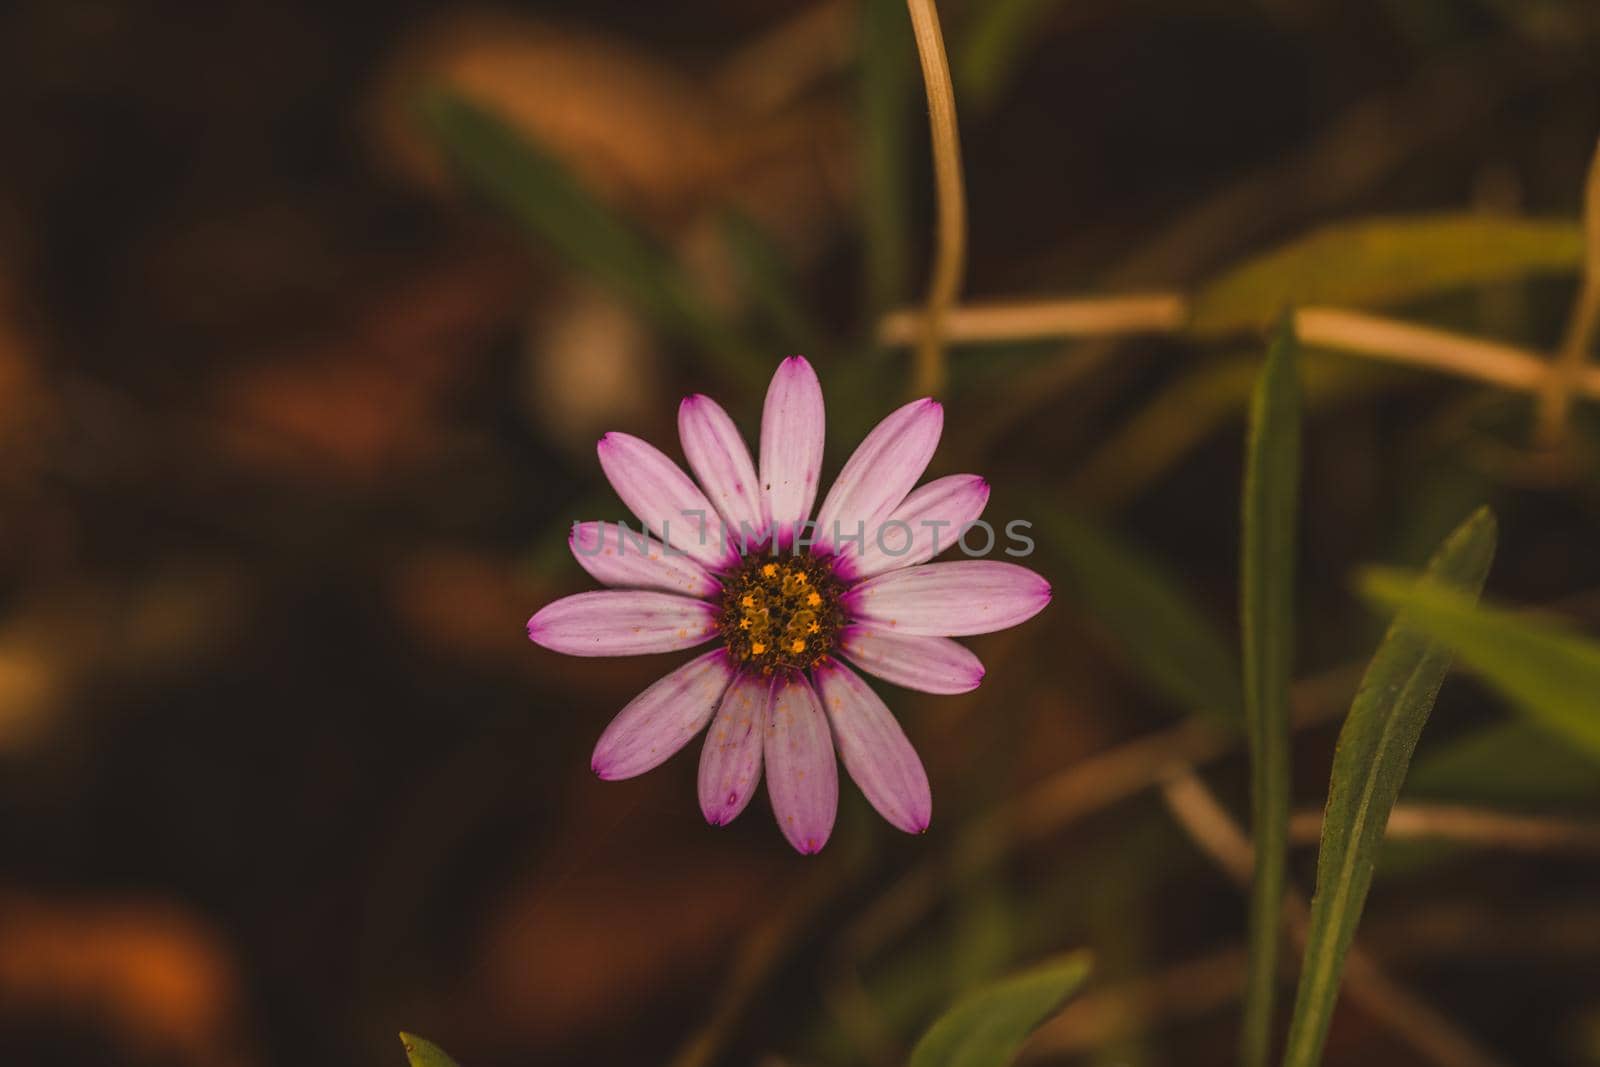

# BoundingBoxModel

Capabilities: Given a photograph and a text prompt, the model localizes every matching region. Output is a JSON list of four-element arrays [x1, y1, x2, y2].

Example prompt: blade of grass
[[1191, 215, 1584, 336], [415, 89, 761, 390], [910, 951, 1093, 1067], [1360, 571, 1600, 760], [1034, 506, 1242, 724], [1281, 507, 1497, 1067], [399, 1033, 459, 1067], [1239, 315, 1302, 1067]]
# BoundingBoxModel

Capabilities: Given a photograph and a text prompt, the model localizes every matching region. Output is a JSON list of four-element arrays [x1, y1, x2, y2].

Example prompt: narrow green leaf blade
[[1239, 316, 1301, 1067], [909, 951, 1093, 1067], [416, 89, 760, 389], [1190, 215, 1583, 336], [400, 1033, 460, 1067], [1036, 506, 1241, 722], [1282, 507, 1498, 1067], [1360, 571, 1600, 760]]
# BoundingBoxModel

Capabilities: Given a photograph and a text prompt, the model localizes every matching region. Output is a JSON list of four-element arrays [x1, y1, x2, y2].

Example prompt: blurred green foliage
[[416, 89, 764, 390], [1363, 569, 1600, 760], [1190, 216, 1584, 336]]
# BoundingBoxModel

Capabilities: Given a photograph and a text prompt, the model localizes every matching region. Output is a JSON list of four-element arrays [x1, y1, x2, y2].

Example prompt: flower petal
[[763, 672, 838, 854], [680, 394, 766, 546], [815, 398, 943, 558], [698, 670, 768, 826], [837, 627, 985, 694], [811, 658, 930, 833], [569, 521, 720, 598], [598, 432, 727, 568], [527, 591, 718, 656], [759, 356, 825, 551], [592, 650, 736, 779], [834, 474, 990, 581], [843, 561, 1051, 636]]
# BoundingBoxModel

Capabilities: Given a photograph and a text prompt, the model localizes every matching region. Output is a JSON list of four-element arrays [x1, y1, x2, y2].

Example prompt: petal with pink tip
[[843, 561, 1051, 636], [834, 474, 990, 581], [598, 432, 727, 568], [592, 650, 736, 779], [527, 591, 717, 656], [815, 398, 943, 558], [763, 672, 838, 854], [759, 356, 825, 550], [698, 670, 768, 826], [569, 522, 720, 598], [837, 627, 985, 694], [812, 658, 930, 833], [680, 394, 766, 545]]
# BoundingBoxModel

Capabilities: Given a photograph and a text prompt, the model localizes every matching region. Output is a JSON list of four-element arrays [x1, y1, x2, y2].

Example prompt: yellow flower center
[[718, 553, 844, 672]]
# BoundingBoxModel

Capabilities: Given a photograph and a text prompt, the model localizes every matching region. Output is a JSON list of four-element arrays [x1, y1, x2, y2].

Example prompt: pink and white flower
[[527, 357, 1050, 853]]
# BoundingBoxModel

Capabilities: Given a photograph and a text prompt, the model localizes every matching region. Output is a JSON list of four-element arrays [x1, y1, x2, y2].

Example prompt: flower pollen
[[718, 552, 844, 673]]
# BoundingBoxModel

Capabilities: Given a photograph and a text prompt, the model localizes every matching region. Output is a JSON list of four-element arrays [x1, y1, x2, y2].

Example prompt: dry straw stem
[[1160, 771, 1511, 1067], [1537, 135, 1600, 442], [880, 297, 1600, 400], [1288, 803, 1600, 852], [1296, 306, 1600, 398], [904, 0, 966, 397], [877, 294, 1188, 346]]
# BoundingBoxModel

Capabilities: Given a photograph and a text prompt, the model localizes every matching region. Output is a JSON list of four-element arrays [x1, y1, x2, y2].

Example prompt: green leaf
[[1190, 215, 1583, 336], [910, 951, 1093, 1067], [399, 1033, 459, 1067], [1282, 507, 1497, 1067], [1360, 570, 1600, 761], [1407, 720, 1600, 808], [1035, 507, 1241, 722], [1239, 315, 1301, 1067], [415, 89, 761, 390]]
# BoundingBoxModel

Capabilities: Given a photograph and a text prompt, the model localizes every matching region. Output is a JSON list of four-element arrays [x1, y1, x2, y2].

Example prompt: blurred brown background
[[3, 1, 1600, 1066]]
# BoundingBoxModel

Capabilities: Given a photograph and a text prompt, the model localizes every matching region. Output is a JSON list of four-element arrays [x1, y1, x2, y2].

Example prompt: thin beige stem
[[1160, 772, 1512, 1067], [1295, 305, 1600, 397], [1537, 135, 1600, 442], [904, 0, 965, 397], [1289, 803, 1600, 852], [878, 295, 1600, 403], [877, 294, 1188, 347]]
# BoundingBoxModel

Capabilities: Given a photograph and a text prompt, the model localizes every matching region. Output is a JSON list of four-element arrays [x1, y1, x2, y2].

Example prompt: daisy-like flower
[[527, 357, 1050, 853]]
